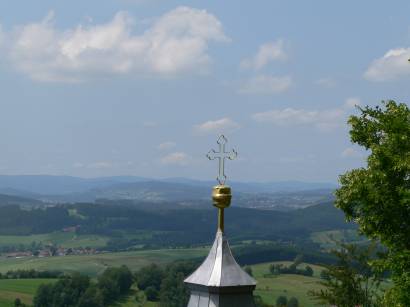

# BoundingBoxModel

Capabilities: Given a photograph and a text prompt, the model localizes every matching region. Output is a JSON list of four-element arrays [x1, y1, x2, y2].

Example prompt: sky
[[0, 0, 409, 183]]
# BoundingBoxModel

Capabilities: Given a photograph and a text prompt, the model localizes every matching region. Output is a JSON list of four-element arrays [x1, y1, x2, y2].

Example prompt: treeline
[[134, 261, 197, 305], [0, 201, 354, 250], [33, 266, 132, 307], [269, 254, 314, 277], [0, 269, 62, 280], [234, 242, 337, 266], [0, 241, 44, 254], [133, 261, 280, 307], [270, 263, 313, 277], [0, 205, 75, 235]]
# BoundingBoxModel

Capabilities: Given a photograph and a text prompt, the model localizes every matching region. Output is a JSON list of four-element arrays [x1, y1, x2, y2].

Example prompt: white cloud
[[341, 147, 363, 158], [88, 161, 113, 169], [8, 7, 228, 82], [252, 108, 344, 131], [239, 75, 292, 94], [252, 98, 358, 132], [344, 97, 361, 109], [315, 77, 336, 88], [73, 161, 113, 169], [364, 48, 410, 81], [252, 97, 361, 132], [160, 152, 190, 165], [0, 24, 4, 47], [158, 141, 176, 150], [73, 162, 84, 168], [120, 0, 159, 4], [194, 117, 240, 135], [240, 40, 286, 70], [142, 121, 158, 128]]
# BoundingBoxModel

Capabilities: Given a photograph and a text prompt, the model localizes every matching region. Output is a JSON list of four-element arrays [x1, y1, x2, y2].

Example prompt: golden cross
[[206, 135, 237, 185]]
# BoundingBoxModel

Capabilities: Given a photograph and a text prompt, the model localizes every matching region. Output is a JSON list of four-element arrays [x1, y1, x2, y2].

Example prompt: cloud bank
[[0, 24, 4, 47], [365, 48, 410, 81], [194, 117, 240, 135], [161, 152, 190, 165], [252, 98, 359, 132], [239, 75, 292, 94], [240, 40, 286, 70], [158, 141, 176, 150], [7, 7, 228, 82]]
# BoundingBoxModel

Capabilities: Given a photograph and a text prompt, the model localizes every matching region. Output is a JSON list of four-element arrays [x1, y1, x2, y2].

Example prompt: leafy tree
[[159, 271, 189, 307], [320, 269, 330, 280], [77, 286, 104, 307], [309, 243, 382, 307], [304, 265, 313, 277], [33, 284, 53, 307], [276, 296, 287, 307], [135, 291, 147, 306], [97, 273, 120, 304], [33, 267, 132, 307], [244, 265, 253, 277], [293, 254, 304, 266], [135, 264, 164, 291], [254, 295, 272, 307], [51, 274, 90, 307], [102, 265, 133, 294], [34, 274, 90, 307], [14, 298, 26, 307], [335, 101, 410, 305], [145, 286, 159, 301], [287, 297, 299, 307]]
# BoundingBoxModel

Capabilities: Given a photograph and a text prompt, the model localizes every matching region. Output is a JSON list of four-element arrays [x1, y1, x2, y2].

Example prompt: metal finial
[[206, 135, 237, 185]]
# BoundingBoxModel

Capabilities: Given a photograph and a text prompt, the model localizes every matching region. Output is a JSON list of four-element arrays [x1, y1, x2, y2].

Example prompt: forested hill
[[0, 175, 334, 210], [0, 193, 43, 207], [0, 201, 354, 246]]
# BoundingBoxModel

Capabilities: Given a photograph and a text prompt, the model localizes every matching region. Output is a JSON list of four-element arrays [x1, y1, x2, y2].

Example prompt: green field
[[0, 261, 325, 307], [311, 229, 366, 250], [0, 279, 55, 307], [251, 261, 325, 307], [0, 279, 161, 307], [0, 248, 209, 277], [0, 232, 110, 249]]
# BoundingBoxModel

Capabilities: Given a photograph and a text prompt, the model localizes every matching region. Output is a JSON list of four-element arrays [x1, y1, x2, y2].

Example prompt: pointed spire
[[184, 136, 256, 307], [184, 231, 256, 287]]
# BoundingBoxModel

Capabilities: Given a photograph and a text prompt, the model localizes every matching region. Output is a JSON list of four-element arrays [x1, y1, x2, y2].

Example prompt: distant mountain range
[[0, 193, 44, 207], [0, 175, 336, 209], [0, 175, 336, 194]]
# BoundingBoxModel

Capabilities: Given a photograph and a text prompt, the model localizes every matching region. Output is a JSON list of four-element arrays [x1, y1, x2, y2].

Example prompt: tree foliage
[[309, 243, 382, 307], [33, 266, 132, 307], [335, 101, 410, 305], [276, 296, 287, 307], [134, 260, 196, 307]]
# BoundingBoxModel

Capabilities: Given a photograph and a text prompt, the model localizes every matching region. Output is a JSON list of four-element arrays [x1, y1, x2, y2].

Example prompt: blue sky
[[0, 0, 409, 182]]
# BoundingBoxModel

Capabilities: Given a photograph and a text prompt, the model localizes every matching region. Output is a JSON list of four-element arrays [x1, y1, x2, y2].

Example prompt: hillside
[[0, 175, 335, 195], [0, 194, 43, 208], [0, 176, 334, 210], [0, 201, 354, 249]]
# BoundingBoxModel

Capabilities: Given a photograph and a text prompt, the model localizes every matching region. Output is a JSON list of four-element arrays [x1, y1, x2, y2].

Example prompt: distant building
[[5, 251, 32, 258]]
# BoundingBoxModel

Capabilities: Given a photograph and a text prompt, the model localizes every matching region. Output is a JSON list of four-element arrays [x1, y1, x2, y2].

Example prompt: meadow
[[0, 279, 55, 307], [0, 248, 209, 277], [251, 261, 325, 307], [310, 229, 366, 250], [0, 232, 109, 249], [0, 260, 326, 307]]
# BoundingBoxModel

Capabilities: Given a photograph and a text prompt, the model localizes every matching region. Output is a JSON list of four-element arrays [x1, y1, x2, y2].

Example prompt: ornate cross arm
[[206, 135, 237, 185]]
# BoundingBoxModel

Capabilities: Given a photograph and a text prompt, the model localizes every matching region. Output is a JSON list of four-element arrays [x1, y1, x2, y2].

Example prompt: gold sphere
[[212, 185, 232, 209]]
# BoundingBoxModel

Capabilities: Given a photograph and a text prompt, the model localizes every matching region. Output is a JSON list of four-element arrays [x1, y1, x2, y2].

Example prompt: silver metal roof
[[184, 231, 256, 287], [186, 291, 256, 307]]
